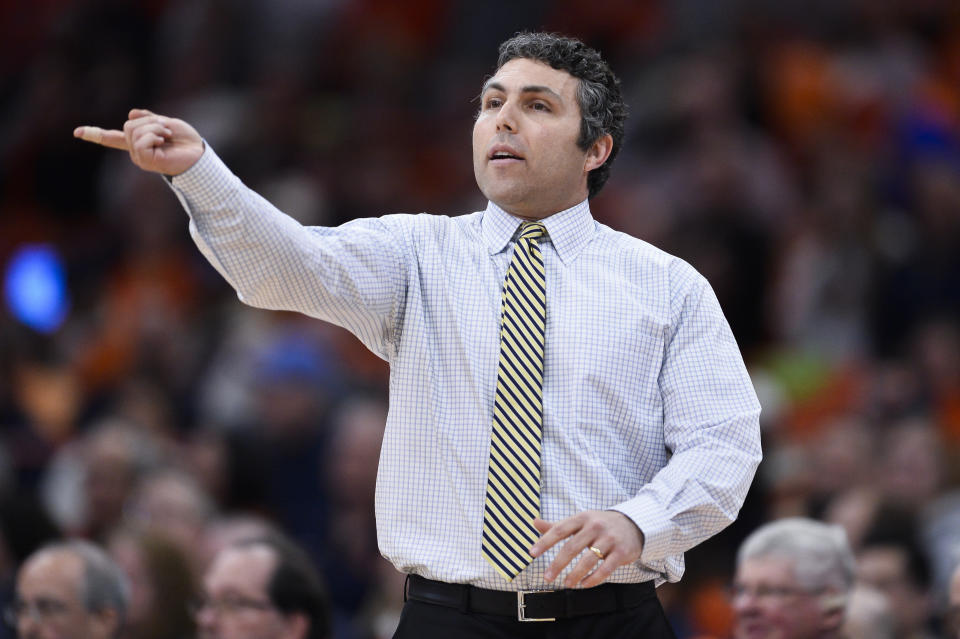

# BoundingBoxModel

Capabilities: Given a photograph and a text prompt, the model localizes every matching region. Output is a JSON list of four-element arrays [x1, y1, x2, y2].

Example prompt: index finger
[[529, 516, 583, 557], [74, 126, 128, 150]]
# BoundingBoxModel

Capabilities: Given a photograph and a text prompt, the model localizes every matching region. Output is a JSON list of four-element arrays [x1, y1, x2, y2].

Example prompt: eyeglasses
[[729, 583, 825, 602], [3, 598, 71, 626], [187, 596, 276, 618]]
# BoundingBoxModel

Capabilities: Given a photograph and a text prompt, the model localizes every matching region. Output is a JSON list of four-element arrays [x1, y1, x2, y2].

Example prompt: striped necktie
[[482, 221, 547, 581]]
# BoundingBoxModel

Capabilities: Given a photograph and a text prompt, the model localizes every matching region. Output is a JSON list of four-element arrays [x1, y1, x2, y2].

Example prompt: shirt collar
[[480, 199, 595, 264]]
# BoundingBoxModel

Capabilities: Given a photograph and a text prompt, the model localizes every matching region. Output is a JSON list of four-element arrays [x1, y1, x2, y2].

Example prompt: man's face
[[472, 58, 606, 219], [14, 550, 112, 639], [196, 546, 299, 639], [732, 557, 839, 639], [857, 547, 927, 635]]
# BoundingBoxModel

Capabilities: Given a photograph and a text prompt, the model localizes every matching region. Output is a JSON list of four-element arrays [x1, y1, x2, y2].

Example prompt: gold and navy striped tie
[[482, 222, 547, 581]]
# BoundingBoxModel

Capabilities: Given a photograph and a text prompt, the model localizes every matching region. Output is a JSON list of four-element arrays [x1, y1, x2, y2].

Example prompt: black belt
[[405, 575, 656, 622]]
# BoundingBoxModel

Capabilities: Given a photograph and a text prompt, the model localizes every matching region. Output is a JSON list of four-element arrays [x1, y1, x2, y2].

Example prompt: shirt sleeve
[[610, 267, 762, 567], [167, 144, 408, 360]]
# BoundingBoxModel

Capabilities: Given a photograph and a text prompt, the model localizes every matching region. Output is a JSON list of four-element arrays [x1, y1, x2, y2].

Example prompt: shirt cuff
[[166, 142, 242, 214], [609, 493, 676, 565]]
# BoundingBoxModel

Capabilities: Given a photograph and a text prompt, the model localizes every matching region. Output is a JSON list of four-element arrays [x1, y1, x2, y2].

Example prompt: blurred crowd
[[1, 0, 959, 637]]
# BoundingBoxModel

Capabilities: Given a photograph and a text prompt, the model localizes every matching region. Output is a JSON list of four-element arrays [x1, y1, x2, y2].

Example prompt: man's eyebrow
[[480, 80, 564, 102]]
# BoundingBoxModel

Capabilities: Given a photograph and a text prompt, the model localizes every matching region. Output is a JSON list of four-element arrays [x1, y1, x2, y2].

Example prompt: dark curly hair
[[496, 32, 627, 198]]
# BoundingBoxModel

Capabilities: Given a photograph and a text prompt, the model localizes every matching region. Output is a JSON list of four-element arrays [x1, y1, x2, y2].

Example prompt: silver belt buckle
[[517, 589, 555, 622]]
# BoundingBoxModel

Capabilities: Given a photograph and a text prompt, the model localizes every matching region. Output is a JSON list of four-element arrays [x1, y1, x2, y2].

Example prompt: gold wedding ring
[[589, 546, 605, 561]]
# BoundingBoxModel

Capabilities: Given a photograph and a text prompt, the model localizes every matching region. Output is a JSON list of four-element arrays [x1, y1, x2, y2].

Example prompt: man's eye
[[531, 102, 550, 112], [35, 601, 61, 614], [484, 99, 502, 109]]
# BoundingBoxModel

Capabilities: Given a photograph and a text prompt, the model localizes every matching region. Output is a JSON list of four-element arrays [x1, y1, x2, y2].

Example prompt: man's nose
[[495, 100, 518, 133], [18, 615, 41, 639], [731, 591, 761, 614]]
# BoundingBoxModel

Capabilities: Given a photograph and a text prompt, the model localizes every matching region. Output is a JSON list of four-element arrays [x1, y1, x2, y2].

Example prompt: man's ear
[[584, 133, 613, 173], [280, 611, 310, 639], [89, 608, 120, 639]]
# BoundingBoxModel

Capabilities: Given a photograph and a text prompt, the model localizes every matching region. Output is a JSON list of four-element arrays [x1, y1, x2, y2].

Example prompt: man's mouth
[[489, 146, 524, 163], [736, 622, 770, 638]]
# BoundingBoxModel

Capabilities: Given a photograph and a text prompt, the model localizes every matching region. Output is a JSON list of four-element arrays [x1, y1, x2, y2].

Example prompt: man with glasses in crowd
[[7, 540, 128, 639], [731, 518, 855, 639], [194, 533, 329, 639]]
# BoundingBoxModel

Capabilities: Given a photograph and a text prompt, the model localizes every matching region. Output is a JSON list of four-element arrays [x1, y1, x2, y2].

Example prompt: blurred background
[[1, 0, 959, 637]]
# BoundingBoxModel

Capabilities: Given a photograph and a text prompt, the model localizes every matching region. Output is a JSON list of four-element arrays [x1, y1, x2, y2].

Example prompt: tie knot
[[519, 222, 546, 241]]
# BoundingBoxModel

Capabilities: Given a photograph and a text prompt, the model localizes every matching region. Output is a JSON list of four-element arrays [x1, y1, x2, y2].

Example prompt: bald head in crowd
[[11, 540, 129, 639], [732, 518, 855, 639]]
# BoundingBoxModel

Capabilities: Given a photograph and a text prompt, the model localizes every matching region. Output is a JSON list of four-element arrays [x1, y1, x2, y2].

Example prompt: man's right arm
[[76, 110, 408, 360], [173, 145, 407, 359]]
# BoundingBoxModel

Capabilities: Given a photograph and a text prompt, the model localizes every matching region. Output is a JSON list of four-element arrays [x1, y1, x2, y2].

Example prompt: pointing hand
[[75, 108, 204, 176]]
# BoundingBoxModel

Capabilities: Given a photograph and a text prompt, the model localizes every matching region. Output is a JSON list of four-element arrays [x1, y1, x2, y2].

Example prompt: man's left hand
[[529, 511, 644, 588]]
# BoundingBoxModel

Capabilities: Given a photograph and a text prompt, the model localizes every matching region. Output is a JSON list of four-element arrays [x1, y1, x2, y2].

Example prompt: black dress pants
[[391, 596, 678, 639]]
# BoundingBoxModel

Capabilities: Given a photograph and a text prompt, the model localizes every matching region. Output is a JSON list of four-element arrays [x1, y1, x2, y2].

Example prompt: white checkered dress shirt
[[169, 145, 762, 590]]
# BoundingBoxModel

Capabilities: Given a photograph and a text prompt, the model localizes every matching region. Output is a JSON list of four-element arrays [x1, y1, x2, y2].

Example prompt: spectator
[[731, 518, 854, 639], [107, 528, 197, 639], [0, 496, 60, 639], [856, 511, 935, 639], [194, 533, 329, 639], [8, 540, 128, 639], [123, 469, 215, 574], [40, 420, 159, 543]]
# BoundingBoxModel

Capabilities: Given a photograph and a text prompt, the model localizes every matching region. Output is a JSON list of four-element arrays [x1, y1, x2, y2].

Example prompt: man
[[856, 524, 934, 639], [731, 518, 855, 639], [947, 562, 960, 639], [7, 540, 129, 639], [75, 31, 761, 637], [194, 534, 330, 639]]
